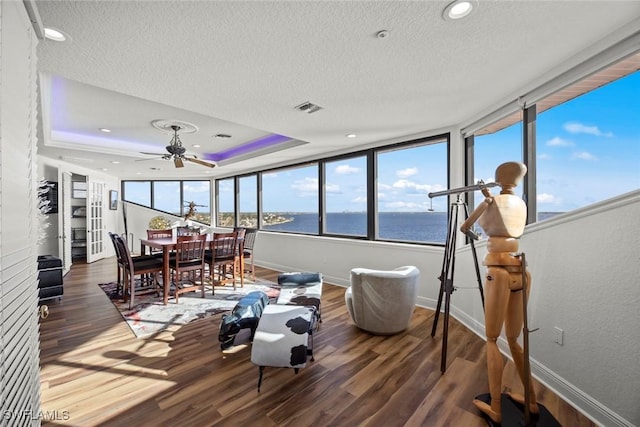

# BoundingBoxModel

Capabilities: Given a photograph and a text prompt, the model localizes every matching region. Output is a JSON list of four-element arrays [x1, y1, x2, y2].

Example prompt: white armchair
[[345, 266, 420, 335]]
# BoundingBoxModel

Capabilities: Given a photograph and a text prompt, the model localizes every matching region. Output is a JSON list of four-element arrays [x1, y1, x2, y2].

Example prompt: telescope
[[428, 181, 499, 198]]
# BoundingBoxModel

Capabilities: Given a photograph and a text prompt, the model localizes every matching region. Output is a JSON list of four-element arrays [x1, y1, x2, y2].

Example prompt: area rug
[[98, 280, 280, 338]]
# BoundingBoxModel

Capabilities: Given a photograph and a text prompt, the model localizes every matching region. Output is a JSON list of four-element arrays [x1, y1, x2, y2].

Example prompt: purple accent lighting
[[203, 134, 291, 162]]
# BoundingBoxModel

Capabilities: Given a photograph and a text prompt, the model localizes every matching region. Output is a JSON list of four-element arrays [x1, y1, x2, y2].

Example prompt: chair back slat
[[114, 234, 135, 272]]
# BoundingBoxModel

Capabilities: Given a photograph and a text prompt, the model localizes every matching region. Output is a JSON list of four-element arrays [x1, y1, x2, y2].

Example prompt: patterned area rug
[[98, 280, 280, 338]]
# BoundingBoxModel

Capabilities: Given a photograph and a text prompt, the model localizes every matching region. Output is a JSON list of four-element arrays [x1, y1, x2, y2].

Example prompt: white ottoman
[[250, 304, 316, 391]]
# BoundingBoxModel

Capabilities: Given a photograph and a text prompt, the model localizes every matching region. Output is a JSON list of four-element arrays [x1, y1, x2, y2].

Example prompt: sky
[[142, 70, 639, 216]]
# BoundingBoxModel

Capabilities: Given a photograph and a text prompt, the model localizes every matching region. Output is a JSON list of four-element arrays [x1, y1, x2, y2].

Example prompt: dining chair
[[114, 234, 164, 309], [146, 229, 173, 257], [170, 234, 207, 303], [176, 226, 201, 236], [242, 228, 258, 280], [233, 227, 247, 287], [205, 231, 239, 292]]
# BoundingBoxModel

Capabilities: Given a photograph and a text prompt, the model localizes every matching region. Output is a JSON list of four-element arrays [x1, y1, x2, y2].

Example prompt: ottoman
[[276, 272, 323, 323], [250, 304, 316, 391]]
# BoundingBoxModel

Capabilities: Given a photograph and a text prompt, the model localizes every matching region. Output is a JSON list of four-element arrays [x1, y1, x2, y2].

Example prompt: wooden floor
[[39, 258, 595, 427]]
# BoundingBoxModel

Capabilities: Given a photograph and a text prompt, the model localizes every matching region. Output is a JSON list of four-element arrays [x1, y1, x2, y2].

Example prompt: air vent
[[294, 101, 323, 114]]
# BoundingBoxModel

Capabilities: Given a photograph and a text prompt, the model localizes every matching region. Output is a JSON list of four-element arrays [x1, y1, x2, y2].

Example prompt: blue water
[[262, 212, 449, 243]]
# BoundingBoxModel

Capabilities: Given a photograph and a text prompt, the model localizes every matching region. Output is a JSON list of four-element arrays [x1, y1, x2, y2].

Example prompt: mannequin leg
[[473, 268, 511, 423], [505, 270, 539, 413]]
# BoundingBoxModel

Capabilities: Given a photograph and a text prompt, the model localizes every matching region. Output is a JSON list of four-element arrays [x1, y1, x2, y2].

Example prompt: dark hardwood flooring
[[39, 257, 595, 426]]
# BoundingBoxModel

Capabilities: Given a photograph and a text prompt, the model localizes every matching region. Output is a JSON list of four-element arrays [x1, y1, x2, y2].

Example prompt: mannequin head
[[495, 162, 527, 194]]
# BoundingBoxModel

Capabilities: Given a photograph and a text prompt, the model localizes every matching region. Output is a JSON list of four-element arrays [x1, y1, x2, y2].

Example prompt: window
[[122, 180, 211, 225], [153, 181, 181, 215], [324, 155, 367, 237], [262, 164, 319, 234], [375, 137, 449, 244], [183, 181, 211, 224], [238, 175, 258, 228], [536, 69, 640, 221], [216, 178, 235, 227], [123, 181, 150, 207]]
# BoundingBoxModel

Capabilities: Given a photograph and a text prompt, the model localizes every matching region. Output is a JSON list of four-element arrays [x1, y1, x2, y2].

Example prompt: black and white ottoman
[[250, 304, 316, 391], [276, 272, 323, 323]]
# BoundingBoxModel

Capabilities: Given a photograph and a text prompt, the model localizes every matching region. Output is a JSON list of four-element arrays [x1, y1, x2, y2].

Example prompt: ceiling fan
[[140, 125, 216, 169]]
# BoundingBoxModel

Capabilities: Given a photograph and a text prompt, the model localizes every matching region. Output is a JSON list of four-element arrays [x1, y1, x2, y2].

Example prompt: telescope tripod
[[431, 194, 485, 373]]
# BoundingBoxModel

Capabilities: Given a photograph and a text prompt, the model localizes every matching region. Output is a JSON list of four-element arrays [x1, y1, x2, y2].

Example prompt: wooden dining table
[[140, 233, 244, 305]]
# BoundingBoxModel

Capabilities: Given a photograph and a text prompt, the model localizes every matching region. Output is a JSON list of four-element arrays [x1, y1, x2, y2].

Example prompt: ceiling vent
[[294, 101, 323, 114]]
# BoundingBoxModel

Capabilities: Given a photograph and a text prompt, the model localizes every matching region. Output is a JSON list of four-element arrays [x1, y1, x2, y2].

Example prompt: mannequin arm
[[460, 197, 492, 238]]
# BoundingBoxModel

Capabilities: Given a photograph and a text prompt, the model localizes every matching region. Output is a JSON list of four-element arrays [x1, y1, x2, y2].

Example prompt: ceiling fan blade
[[140, 151, 166, 156], [185, 157, 217, 168], [174, 157, 184, 168]]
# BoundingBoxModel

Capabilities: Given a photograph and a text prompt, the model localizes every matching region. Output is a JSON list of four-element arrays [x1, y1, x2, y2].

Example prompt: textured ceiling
[[34, 1, 640, 178]]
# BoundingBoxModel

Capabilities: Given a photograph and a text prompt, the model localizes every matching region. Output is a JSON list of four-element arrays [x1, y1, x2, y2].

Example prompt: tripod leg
[[441, 279, 452, 373]]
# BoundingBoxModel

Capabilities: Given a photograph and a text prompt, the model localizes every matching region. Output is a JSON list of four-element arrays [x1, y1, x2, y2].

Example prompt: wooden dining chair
[[114, 234, 164, 309], [233, 227, 247, 288], [242, 228, 258, 280], [205, 231, 239, 292], [146, 229, 173, 257], [170, 234, 207, 303], [176, 226, 201, 236]]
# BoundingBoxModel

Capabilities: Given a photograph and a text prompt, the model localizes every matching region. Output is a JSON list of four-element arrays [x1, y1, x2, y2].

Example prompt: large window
[[239, 175, 258, 228], [375, 137, 449, 244], [536, 69, 640, 220], [122, 180, 211, 225], [216, 178, 234, 227], [324, 155, 367, 237], [262, 164, 319, 234]]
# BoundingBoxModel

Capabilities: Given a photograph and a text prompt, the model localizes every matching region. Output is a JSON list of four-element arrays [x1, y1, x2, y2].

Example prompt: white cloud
[[291, 177, 319, 195], [571, 151, 598, 161], [537, 193, 557, 203], [538, 153, 551, 160], [392, 179, 430, 192], [564, 121, 614, 137], [546, 137, 573, 147], [351, 196, 367, 203], [378, 183, 392, 191], [396, 167, 418, 178], [183, 182, 209, 193], [263, 172, 278, 179], [335, 164, 360, 175], [325, 182, 340, 193]]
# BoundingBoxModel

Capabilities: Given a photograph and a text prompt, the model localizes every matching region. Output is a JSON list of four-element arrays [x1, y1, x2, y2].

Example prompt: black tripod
[[430, 193, 485, 373]]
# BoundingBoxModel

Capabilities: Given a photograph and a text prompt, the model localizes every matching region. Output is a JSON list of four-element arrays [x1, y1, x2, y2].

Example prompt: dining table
[[140, 233, 244, 305]]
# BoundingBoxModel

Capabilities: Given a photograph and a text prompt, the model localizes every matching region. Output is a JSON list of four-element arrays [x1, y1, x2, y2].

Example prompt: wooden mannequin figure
[[460, 161, 538, 424]]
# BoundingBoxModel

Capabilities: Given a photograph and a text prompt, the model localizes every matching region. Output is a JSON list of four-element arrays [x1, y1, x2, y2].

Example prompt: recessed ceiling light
[[99, 128, 111, 133], [192, 144, 201, 148], [136, 172, 142, 175], [101, 168, 108, 171], [442, 0, 477, 21], [346, 134, 357, 138], [111, 161, 120, 164], [44, 27, 67, 42]]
